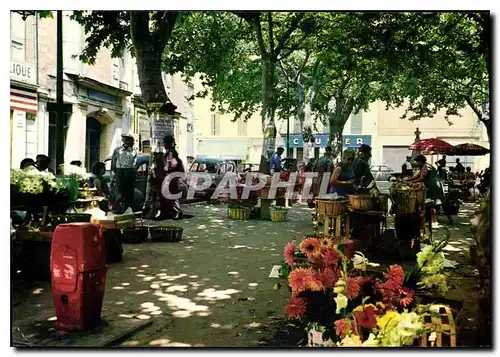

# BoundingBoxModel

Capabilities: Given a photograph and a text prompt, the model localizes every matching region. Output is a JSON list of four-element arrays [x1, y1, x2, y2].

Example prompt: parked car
[[187, 158, 237, 200], [370, 165, 395, 181]]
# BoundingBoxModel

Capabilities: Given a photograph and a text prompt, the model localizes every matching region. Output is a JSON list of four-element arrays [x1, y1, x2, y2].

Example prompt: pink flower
[[322, 247, 341, 267], [383, 265, 405, 289], [284, 241, 296, 267], [289, 267, 315, 295]]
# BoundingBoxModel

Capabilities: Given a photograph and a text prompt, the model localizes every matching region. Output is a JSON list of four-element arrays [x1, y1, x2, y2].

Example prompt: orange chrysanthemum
[[335, 318, 356, 339], [289, 267, 315, 295], [299, 238, 321, 259], [307, 273, 325, 292], [317, 267, 340, 289], [383, 265, 405, 290], [285, 297, 308, 320], [284, 241, 296, 267], [322, 247, 341, 267], [347, 277, 361, 300], [319, 237, 334, 251], [398, 287, 415, 307]]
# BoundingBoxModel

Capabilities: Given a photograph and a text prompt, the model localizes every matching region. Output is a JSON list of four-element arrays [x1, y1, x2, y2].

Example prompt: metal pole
[[286, 116, 290, 158], [56, 11, 64, 170]]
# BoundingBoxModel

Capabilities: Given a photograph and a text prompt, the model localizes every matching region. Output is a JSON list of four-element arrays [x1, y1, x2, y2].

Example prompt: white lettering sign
[[345, 138, 351, 145], [293, 138, 299, 145], [10, 60, 36, 84], [357, 138, 363, 145]]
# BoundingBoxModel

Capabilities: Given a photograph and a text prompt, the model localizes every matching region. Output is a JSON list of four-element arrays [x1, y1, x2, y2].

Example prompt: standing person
[[435, 155, 447, 180], [329, 149, 356, 196], [401, 156, 413, 178], [464, 167, 476, 198], [308, 146, 334, 206], [455, 158, 465, 179], [160, 135, 186, 220], [406, 155, 452, 224], [352, 144, 378, 192], [270, 147, 285, 175], [111, 134, 137, 214], [35, 155, 55, 174]]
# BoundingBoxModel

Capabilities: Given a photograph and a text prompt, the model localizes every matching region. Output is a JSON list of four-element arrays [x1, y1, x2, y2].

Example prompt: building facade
[[10, 11, 197, 171], [10, 11, 39, 168]]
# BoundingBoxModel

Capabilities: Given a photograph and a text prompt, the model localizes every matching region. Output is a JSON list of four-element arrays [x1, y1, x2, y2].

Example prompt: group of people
[[19, 154, 55, 173], [90, 133, 185, 219]]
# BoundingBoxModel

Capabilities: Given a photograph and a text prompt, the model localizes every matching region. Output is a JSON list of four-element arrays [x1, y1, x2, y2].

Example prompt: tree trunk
[[130, 11, 177, 218], [259, 56, 277, 174], [328, 97, 353, 162]]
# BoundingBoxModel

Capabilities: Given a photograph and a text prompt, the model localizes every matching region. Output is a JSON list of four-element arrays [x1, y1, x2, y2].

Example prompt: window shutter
[[350, 112, 362, 135]]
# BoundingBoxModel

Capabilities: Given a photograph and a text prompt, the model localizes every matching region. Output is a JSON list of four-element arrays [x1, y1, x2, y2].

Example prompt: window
[[350, 112, 362, 135], [237, 118, 247, 136], [211, 114, 220, 136], [10, 12, 26, 62]]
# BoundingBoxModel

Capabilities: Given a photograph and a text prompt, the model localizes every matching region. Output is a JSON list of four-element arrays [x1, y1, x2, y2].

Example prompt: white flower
[[339, 334, 362, 347], [334, 293, 348, 314], [362, 333, 379, 347]]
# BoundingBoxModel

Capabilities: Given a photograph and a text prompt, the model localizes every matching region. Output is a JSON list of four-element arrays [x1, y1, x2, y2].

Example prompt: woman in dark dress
[[158, 135, 186, 220]]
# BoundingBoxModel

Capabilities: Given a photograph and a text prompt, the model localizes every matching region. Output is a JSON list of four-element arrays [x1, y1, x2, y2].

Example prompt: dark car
[[187, 158, 237, 199]]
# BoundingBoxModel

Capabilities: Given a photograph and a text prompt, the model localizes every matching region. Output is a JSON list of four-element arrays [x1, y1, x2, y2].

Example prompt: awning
[[197, 139, 249, 160], [10, 87, 37, 114]]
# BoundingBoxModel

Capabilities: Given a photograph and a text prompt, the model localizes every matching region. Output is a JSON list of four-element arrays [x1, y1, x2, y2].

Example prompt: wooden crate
[[419, 304, 456, 347]]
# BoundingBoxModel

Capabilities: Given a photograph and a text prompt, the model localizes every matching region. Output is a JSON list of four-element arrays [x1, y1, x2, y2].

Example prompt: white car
[[370, 165, 395, 181]]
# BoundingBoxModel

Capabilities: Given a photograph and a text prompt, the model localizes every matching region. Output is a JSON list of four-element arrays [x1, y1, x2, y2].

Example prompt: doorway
[[85, 117, 102, 169]]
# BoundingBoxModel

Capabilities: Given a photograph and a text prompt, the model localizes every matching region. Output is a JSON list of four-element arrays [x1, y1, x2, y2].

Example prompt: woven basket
[[270, 208, 288, 222], [150, 226, 183, 242], [50, 213, 92, 226], [419, 304, 457, 347], [376, 194, 389, 212], [316, 199, 347, 216], [228, 207, 251, 220], [390, 189, 417, 214], [414, 189, 426, 208], [347, 195, 373, 211], [121, 227, 148, 244]]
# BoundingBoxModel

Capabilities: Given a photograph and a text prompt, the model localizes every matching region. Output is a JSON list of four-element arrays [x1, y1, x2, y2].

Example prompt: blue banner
[[287, 134, 329, 148], [342, 135, 372, 149]]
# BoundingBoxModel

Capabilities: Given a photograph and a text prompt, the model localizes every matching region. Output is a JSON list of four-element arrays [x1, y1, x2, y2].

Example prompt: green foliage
[[71, 11, 132, 64], [370, 12, 490, 136]]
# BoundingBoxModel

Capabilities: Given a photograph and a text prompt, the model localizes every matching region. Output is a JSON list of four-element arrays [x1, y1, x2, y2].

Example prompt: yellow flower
[[377, 311, 401, 333], [334, 293, 348, 314], [340, 334, 362, 347], [333, 278, 346, 294]]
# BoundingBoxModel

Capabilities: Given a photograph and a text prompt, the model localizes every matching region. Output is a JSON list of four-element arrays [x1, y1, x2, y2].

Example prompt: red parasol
[[408, 138, 456, 155], [452, 143, 490, 156]]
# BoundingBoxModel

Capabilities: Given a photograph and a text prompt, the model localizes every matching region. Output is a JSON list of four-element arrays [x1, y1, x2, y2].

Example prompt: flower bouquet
[[11, 167, 67, 207], [279, 232, 452, 347]]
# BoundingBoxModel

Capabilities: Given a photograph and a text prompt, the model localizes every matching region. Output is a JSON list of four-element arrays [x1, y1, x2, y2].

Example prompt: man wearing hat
[[111, 134, 138, 213], [352, 144, 377, 191]]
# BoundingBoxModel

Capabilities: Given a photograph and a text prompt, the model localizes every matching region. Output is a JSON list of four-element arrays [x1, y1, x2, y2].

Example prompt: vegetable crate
[[270, 208, 288, 222], [419, 304, 457, 347], [150, 226, 183, 242], [228, 206, 251, 220]]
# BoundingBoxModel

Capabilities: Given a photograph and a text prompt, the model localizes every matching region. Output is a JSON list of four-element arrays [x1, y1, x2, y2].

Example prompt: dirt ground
[[11, 200, 483, 347]]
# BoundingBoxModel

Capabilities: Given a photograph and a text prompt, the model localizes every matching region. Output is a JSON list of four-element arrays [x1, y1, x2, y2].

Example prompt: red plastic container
[[51, 223, 107, 331]]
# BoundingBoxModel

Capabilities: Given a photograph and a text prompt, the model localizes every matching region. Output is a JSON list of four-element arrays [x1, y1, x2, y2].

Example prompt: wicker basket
[[414, 189, 426, 208], [419, 304, 456, 347], [376, 194, 389, 212], [121, 227, 148, 244], [347, 195, 373, 211], [270, 208, 288, 222], [390, 189, 417, 214], [50, 213, 92, 226], [228, 207, 251, 220], [316, 199, 347, 216], [150, 226, 183, 242]]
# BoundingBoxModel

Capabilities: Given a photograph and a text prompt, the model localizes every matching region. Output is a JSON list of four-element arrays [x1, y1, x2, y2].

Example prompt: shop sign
[[342, 135, 372, 149], [10, 60, 36, 84]]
